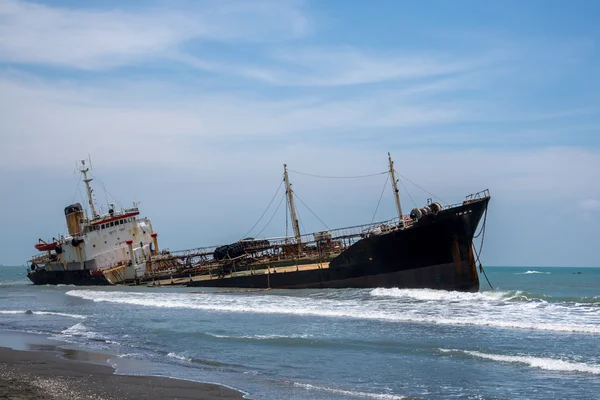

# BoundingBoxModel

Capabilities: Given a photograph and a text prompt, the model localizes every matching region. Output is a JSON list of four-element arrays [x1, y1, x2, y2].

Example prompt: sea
[[1, 266, 599, 400]]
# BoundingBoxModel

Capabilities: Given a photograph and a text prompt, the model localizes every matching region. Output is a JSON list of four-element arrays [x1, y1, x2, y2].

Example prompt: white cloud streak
[[0, 73, 474, 168], [0, 0, 310, 70], [0, 0, 501, 87], [579, 199, 600, 213], [175, 47, 497, 86]]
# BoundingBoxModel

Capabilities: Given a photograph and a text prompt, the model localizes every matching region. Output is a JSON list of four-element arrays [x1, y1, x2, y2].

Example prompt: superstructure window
[[110, 222, 114, 227], [101, 224, 105, 229]]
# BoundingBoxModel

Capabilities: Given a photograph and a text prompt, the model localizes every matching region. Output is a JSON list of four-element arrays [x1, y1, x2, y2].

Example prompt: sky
[[0, 0, 599, 267]]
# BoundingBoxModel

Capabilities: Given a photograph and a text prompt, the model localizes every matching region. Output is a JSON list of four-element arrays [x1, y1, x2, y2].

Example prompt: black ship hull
[[27, 269, 110, 285], [27, 197, 489, 291], [186, 197, 489, 292]]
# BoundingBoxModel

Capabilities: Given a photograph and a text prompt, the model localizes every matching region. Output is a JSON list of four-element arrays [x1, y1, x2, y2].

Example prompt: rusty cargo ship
[[27, 155, 490, 292]]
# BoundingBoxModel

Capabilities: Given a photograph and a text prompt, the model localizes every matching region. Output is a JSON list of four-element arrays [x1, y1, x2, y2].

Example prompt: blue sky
[[0, 0, 599, 267]]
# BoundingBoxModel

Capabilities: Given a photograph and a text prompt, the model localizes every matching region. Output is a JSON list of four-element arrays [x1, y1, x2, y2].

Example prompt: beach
[[0, 346, 244, 400]]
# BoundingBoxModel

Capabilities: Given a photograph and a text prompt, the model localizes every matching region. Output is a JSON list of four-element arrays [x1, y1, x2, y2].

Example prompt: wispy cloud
[[0, 0, 310, 70], [176, 47, 498, 86], [579, 199, 600, 213], [0, 0, 503, 88], [0, 73, 472, 167]]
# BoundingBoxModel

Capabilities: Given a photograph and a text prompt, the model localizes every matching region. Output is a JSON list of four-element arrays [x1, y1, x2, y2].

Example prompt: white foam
[[369, 288, 506, 302], [442, 349, 600, 375], [0, 310, 86, 319], [65, 289, 600, 335], [117, 353, 143, 359], [58, 322, 103, 340], [167, 352, 192, 362], [293, 382, 406, 399], [207, 332, 312, 340], [516, 270, 551, 275]]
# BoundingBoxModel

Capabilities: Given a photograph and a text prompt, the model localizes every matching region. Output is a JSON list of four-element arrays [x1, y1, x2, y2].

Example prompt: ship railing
[[143, 217, 409, 277], [465, 189, 490, 202], [28, 254, 50, 263], [159, 217, 403, 259], [445, 189, 491, 209], [263, 217, 402, 244]]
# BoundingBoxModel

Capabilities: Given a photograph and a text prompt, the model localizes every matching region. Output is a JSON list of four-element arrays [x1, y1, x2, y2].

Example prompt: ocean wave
[[0, 279, 31, 286], [57, 322, 106, 342], [65, 290, 600, 335], [292, 382, 406, 399], [0, 309, 86, 319], [515, 270, 551, 275], [207, 332, 313, 340], [369, 288, 507, 302], [117, 353, 144, 359], [167, 352, 192, 362], [440, 349, 600, 375]]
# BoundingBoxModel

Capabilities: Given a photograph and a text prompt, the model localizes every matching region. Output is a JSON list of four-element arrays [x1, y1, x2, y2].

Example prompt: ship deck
[[150, 261, 331, 286]]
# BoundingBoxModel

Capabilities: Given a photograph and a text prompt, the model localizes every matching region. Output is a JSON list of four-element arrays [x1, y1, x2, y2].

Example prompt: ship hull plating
[[27, 198, 488, 291], [186, 198, 489, 292], [27, 269, 110, 285]]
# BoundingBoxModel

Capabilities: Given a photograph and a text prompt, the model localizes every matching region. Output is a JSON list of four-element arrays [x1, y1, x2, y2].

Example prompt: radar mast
[[78, 159, 98, 219], [388, 152, 403, 220], [283, 164, 302, 254]]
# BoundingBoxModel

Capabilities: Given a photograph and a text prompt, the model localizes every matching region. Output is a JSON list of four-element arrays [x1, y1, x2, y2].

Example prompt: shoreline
[[0, 330, 246, 400]]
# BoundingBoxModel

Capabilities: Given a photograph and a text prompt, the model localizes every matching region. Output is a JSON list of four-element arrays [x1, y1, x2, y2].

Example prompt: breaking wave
[[207, 332, 313, 340], [0, 309, 86, 319], [54, 322, 114, 345], [167, 352, 192, 362], [292, 382, 407, 399], [65, 289, 600, 335], [369, 288, 506, 302], [515, 271, 551, 275], [440, 349, 600, 375]]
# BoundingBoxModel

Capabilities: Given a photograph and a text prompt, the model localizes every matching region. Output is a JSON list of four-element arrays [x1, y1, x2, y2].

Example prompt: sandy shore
[[0, 347, 244, 400]]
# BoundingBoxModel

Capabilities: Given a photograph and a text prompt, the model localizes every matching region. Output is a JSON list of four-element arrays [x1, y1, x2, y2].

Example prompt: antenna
[[78, 158, 98, 219], [388, 152, 403, 220], [283, 164, 302, 254]]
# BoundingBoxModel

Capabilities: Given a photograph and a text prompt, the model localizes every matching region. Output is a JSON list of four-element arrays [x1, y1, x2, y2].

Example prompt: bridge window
[[101, 224, 105, 229]]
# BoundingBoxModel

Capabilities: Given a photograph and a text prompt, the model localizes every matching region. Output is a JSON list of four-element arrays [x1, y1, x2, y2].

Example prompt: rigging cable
[[240, 180, 284, 239], [254, 193, 286, 238], [472, 207, 493, 290], [394, 170, 446, 204], [397, 177, 417, 209], [90, 172, 125, 211], [285, 195, 289, 240], [71, 172, 82, 205], [298, 212, 306, 238], [371, 173, 390, 223], [288, 169, 388, 179], [292, 191, 330, 231]]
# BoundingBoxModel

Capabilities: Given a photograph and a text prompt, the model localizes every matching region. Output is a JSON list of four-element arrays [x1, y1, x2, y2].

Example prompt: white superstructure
[[29, 160, 160, 284]]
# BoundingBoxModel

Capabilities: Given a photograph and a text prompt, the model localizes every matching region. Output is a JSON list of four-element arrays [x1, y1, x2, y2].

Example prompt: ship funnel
[[64, 203, 84, 236]]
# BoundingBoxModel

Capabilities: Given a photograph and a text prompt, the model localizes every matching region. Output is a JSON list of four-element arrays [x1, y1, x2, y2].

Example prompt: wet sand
[[0, 346, 245, 399]]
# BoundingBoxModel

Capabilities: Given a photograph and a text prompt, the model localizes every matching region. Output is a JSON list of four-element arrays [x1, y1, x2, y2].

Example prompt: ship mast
[[283, 164, 302, 254], [79, 160, 98, 219], [388, 152, 403, 220]]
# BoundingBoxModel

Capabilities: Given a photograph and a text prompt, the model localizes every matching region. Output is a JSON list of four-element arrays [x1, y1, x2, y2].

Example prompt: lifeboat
[[34, 242, 58, 252]]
